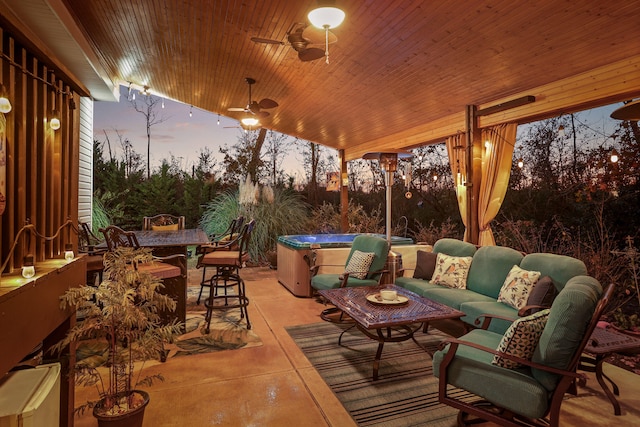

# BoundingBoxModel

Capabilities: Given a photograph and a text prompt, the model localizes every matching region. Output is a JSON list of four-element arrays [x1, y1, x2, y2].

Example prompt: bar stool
[[199, 220, 255, 332], [195, 215, 245, 304]]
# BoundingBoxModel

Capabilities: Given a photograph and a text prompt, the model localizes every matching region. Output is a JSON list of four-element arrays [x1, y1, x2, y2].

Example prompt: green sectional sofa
[[395, 238, 590, 334]]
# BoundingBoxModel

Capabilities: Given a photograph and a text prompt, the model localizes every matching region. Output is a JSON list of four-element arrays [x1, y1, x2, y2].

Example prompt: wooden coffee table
[[318, 285, 464, 380]]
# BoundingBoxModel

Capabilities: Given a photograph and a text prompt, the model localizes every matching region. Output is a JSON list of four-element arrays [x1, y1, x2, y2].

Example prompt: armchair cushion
[[497, 265, 541, 310], [430, 253, 473, 289], [492, 309, 550, 369], [531, 276, 602, 391], [151, 224, 179, 231], [413, 250, 437, 280], [433, 329, 551, 419], [344, 250, 375, 279]]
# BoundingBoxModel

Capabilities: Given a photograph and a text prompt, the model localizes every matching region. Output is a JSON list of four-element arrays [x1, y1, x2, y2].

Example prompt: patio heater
[[363, 150, 413, 284]]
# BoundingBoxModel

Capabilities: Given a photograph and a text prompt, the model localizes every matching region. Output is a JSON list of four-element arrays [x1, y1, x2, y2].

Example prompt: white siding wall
[[78, 97, 94, 226]]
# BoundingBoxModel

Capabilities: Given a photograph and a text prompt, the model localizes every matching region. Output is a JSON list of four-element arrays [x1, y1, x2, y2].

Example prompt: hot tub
[[276, 233, 427, 297]]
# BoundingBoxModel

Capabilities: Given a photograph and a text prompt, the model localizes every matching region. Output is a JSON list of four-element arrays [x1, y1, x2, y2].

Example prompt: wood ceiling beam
[[344, 55, 640, 161]]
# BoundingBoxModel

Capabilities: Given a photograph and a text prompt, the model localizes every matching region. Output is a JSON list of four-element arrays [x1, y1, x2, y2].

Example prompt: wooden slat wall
[[0, 24, 80, 274]]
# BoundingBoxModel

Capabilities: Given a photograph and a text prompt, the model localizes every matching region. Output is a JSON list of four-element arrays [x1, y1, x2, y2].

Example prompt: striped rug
[[286, 322, 467, 426]]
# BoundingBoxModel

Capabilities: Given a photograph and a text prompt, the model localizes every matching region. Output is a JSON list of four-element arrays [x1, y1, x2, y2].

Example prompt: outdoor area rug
[[77, 306, 261, 367], [286, 321, 471, 426]]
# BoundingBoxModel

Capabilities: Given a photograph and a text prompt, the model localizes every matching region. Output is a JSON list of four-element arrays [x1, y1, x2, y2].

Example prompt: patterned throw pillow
[[492, 309, 550, 369], [344, 250, 376, 280], [498, 265, 541, 309], [430, 253, 473, 289]]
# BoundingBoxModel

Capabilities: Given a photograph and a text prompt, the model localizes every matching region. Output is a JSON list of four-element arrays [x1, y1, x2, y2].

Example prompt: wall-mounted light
[[0, 84, 12, 113], [610, 149, 619, 163], [308, 1, 345, 64], [64, 243, 74, 262], [50, 109, 61, 130], [22, 255, 35, 279]]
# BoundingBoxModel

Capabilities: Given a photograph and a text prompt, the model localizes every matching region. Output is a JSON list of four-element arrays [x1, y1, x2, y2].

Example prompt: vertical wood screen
[[1, 25, 80, 274]]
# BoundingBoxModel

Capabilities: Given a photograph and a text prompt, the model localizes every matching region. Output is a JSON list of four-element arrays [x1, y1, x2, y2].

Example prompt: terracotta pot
[[93, 390, 150, 427]]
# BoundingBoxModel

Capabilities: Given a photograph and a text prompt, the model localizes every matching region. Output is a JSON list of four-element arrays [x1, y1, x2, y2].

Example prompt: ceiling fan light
[[308, 6, 345, 29], [241, 116, 260, 126]]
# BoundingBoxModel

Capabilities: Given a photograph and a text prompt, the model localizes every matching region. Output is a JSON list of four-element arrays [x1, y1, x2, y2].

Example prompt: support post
[[339, 149, 349, 233], [465, 105, 480, 245]]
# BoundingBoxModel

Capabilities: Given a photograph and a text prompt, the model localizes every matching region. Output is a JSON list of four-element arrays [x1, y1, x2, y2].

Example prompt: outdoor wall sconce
[[64, 243, 74, 262], [308, 1, 345, 64], [0, 84, 11, 113], [22, 255, 35, 279], [50, 109, 61, 130]]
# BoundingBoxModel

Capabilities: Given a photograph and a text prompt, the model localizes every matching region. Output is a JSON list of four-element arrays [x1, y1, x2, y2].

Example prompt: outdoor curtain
[[446, 133, 468, 241], [478, 123, 517, 246]]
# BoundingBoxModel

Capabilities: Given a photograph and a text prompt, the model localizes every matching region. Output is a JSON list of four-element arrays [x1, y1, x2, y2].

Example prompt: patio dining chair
[[433, 279, 614, 427], [142, 214, 186, 231], [78, 221, 108, 286]]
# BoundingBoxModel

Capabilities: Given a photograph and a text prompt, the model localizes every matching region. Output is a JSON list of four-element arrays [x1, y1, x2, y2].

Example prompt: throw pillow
[[492, 309, 550, 369], [526, 275, 557, 308], [497, 265, 541, 310], [430, 253, 473, 289], [413, 250, 437, 280], [151, 224, 179, 231], [344, 250, 376, 280]]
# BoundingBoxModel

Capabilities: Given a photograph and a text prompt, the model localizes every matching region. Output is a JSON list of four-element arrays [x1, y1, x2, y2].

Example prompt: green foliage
[[410, 218, 460, 245], [53, 248, 183, 415], [307, 200, 385, 234], [200, 188, 309, 262]]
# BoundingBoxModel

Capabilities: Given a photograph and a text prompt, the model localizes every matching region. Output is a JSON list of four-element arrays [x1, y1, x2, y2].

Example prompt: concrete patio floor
[[72, 265, 640, 426]]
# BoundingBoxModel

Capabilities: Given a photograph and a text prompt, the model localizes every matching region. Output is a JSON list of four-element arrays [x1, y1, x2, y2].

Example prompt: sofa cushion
[[497, 265, 541, 310], [493, 309, 550, 369], [424, 287, 494, 310], [531, 276, 602, 391], [431, 253, 473, 289], [413, 250, 437, 280], [466, 246, 524, 299], [433, 238, 477, 257], [459, 301, 518, 334], [520, 253, 587, 291], [433, 329, 551, 419], [395, 277, 441, 296], [344, 250, 375, 279], [526, 275, 557, 309]]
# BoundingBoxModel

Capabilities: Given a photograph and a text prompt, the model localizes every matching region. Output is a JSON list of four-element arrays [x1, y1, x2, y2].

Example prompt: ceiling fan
[[227, 77, 278, 120], [251, 22, 337, 62]]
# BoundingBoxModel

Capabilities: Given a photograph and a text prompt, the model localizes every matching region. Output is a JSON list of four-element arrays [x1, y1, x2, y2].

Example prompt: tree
[[264, 130, 291, 187], [219, 128, 267, 184], [130, 93, 167, 179]]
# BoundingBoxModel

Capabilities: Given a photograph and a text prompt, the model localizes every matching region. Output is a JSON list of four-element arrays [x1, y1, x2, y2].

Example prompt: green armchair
[[433, 277, 613, 426], [310, 234, 390, 291]]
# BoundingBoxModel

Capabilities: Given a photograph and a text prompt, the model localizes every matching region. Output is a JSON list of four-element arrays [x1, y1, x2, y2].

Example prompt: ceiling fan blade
[[256, 111, 270, 118], [251, 37, 285, 45], [228, 107, 246, 112], [302, 26, 337, 45], [299, 48, 325, 62], [258, 98, 278, 109]]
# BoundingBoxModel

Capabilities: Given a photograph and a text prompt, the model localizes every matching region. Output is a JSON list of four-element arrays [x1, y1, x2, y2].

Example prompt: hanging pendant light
[[308, 1, 345, 64]]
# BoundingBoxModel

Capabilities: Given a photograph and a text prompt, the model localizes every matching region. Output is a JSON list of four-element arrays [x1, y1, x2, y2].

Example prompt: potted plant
[[54, 247, 183, 426]]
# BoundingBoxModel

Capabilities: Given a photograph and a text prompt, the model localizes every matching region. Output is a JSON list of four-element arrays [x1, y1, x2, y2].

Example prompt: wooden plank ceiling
[[60, 0, 640, 159]]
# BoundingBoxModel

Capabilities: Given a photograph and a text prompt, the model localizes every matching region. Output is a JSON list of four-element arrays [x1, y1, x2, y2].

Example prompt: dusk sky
[[93, 85, 310, 179], [93, 85, 622, 180]]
